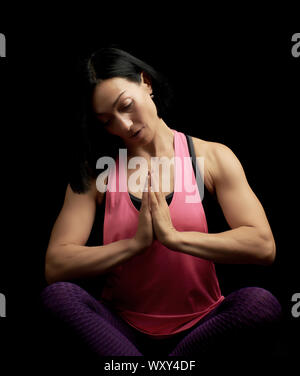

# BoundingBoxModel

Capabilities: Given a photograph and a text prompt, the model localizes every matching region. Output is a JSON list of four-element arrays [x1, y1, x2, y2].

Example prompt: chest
[[126, 159, 175, 200]]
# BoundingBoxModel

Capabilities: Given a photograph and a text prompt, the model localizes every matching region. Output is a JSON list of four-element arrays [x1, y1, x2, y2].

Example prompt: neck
[[126, 119, 174, 159]]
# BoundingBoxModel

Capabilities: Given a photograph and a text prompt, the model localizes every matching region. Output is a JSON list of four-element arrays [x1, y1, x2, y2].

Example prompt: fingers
[[148, 170, 152, 211], [150, 170, 166, 205], [150, 170, 167, 214], [147, 170, 168, 213], [140, 173, 149, 212], [148, 171, 157, 210]]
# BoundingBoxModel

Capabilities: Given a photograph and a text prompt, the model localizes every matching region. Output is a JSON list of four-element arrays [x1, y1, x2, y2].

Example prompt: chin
[[139, 129, 153, 144]]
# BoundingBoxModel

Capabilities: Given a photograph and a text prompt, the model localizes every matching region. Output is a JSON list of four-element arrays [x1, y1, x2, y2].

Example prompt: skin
[[93, 74, 276, 264], [45, 73, 276, 284]]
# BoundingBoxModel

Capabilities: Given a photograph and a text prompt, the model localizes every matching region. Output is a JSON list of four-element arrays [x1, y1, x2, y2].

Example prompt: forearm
[[45, 238, 140, 284], [167, 226, 275, 265]]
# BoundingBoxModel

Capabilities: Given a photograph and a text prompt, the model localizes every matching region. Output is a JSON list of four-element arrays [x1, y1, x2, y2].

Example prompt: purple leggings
[[40, 282, 282, 358]]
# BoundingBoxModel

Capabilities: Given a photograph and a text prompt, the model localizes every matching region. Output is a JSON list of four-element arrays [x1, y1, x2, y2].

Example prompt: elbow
[[258, 235, 276, 266], [45, 251, 61, 285], [45, 261, 57, 285]]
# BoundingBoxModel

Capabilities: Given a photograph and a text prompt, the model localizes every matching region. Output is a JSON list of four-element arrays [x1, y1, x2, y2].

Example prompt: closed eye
[[120, 101, 133, 111], [97, 100, 133, 126]]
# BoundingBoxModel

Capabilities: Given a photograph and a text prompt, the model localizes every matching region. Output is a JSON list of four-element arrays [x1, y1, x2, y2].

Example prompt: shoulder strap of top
[[185, 134, 204, 201]]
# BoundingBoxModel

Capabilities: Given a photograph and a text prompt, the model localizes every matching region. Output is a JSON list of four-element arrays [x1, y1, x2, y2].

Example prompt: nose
[[118, 114, 133, 130]]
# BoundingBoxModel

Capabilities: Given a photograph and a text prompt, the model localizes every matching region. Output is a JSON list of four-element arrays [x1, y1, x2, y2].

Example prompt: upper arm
[[209, 142, 273, 238], [47, 181, 98, 251]]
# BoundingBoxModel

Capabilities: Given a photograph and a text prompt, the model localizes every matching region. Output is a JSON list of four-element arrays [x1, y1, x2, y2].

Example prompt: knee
[[41, 281, 78, 299], [240, 287, 282, 325], [40, 281, 86, 313]]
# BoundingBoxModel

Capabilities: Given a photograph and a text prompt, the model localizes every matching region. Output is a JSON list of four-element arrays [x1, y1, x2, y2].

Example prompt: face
[[92, 75, 158, 146]]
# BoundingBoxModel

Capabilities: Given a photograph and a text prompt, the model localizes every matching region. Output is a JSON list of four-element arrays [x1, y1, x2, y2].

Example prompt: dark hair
[[68, 47, 174, 193]]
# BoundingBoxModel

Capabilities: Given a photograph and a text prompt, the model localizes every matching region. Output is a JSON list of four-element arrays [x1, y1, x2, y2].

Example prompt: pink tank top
[[100, 129, 224, 338]]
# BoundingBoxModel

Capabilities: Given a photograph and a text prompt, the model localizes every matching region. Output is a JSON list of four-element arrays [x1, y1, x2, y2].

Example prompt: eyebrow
[[96, 90, 126, 115]]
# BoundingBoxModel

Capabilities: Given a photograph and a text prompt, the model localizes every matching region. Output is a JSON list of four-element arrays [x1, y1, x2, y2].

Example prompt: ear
[[140, 71, 153, 94]]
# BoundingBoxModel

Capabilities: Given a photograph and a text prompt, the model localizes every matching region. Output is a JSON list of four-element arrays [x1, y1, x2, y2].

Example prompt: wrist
[[130, 237, 149, 254], [163, 229, 182, 251]]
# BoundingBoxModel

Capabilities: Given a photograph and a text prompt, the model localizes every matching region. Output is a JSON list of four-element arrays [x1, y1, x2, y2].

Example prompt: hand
[[133, 173, 153, 252], [149, 170, 178, 247]]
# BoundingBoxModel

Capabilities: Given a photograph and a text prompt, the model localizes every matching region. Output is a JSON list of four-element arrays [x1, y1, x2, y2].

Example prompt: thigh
[[216, 286, 282, 328], [40, 281, 143, 348], [169, 287, 282, 357]]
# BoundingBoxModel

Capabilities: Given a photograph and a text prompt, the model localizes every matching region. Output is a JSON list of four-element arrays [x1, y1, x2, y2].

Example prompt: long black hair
[[68, 47, 174, 193]]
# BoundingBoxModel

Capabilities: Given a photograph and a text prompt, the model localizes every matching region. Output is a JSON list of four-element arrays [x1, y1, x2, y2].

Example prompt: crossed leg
[[168, 287, 282, 359], [40, 283, 282, 360], [40, 281, 143, 356]]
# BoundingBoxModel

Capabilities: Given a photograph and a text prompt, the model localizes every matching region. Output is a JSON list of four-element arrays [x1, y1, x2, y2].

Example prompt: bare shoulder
[[67, 177, 105, 206], [191, 135, 233, 156], [190, 136, 237, 194]]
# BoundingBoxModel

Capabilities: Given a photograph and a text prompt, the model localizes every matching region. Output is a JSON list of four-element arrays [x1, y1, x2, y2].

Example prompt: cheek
[[102, 122, 119, 136], [109, 124, 122, 136], [135, 97, 157, 119]]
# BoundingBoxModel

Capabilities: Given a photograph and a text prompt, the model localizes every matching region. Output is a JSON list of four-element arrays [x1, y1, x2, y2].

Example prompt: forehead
[[92, 77, 138, 112]]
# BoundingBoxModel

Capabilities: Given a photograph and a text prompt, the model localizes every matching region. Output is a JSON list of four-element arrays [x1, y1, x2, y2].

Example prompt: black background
[[0, 12, 299, 371]]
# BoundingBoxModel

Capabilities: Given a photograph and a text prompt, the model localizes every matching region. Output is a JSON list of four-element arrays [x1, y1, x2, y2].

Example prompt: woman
[[41, 47, 282, 359]]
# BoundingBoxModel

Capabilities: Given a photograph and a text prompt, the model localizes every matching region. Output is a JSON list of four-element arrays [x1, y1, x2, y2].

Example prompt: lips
[[130, 128, 142, 138]]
